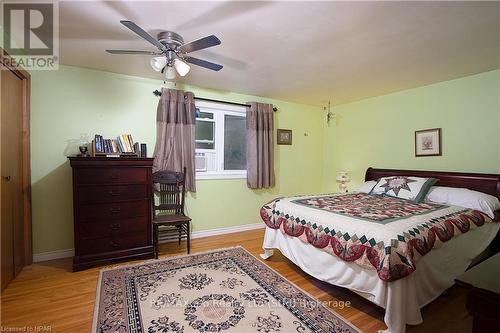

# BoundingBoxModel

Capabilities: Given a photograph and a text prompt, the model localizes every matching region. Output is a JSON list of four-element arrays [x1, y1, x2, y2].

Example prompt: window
[[195, 101, 246, 179], [195, 112, 214, 150]]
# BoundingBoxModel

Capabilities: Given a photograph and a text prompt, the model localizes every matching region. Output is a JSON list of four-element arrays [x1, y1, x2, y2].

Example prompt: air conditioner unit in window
[[195, 153, 207, 172]]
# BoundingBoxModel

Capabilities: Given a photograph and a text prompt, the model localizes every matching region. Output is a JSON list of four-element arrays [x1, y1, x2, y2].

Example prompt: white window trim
[[195, 101, 247, 180]]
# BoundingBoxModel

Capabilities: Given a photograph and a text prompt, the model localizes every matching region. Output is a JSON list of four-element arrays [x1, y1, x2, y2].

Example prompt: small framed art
[[277, 129, 292, 145], [415, 128, 441, 157]]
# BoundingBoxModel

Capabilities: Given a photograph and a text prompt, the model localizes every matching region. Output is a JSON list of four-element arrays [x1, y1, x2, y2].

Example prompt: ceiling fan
[[106, 20, 223, 79]]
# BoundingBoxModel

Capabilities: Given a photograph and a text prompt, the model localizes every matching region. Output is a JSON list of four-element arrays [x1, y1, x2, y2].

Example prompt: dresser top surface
[[69, 156, 154, 167]]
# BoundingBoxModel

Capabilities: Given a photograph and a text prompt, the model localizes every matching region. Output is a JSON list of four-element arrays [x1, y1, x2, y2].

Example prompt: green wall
[[323, 70, 500, 191], [30, 66, 325, 254], [31, 67, 500, 254]]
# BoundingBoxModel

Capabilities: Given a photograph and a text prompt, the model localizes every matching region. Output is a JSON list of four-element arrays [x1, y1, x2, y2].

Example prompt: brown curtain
[[246, 102, 275, 189], [153, 88, 196, 192]]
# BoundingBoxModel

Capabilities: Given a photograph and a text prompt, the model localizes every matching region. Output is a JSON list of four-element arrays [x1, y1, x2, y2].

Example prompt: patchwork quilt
[[260, 193, 497, 282]]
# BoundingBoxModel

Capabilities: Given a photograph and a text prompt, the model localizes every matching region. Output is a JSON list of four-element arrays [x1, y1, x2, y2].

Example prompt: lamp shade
[[336, 171, 351, 183], [165, 65, 176, 80], [150, 56, 166, 72], [174, 58, 190, 76]]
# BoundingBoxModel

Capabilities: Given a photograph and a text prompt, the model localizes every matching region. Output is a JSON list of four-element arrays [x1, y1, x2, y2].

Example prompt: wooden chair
[[152, 168, 191, 258]]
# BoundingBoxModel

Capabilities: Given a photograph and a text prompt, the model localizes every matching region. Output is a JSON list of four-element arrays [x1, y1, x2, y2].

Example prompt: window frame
[[195, 101, 247, 180]]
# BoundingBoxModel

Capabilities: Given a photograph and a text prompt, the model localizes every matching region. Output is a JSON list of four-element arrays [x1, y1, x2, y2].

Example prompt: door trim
[[0, 48, 32, 266]]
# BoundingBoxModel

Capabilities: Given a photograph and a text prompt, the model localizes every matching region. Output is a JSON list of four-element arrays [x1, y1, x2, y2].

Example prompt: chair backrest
[[152, 168, 186, 217]]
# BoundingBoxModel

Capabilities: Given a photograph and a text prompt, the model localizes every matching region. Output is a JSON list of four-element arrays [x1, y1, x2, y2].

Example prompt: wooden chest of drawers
[[69, 157, 155, 271]]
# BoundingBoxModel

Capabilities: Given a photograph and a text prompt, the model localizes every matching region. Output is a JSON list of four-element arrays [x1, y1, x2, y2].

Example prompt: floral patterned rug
[[92, 247, 360, 333]]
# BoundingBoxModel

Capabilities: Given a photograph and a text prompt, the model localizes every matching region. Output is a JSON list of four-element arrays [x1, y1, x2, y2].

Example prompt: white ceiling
[[58, 1, 500, 106]]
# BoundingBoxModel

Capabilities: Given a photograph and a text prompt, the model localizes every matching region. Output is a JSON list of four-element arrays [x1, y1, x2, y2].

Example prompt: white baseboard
[[32, 222, 265, 263], [191, 222, 264, 239]]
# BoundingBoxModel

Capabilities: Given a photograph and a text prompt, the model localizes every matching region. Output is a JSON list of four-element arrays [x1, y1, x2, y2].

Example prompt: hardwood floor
[[0, 228, 471, 332]]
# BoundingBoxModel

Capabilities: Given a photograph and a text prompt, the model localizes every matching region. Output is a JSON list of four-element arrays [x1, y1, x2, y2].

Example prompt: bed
[[260, 168, 500, 333]]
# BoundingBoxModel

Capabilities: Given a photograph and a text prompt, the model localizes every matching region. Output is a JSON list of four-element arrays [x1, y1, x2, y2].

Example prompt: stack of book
[[92, 134, 139, 157]]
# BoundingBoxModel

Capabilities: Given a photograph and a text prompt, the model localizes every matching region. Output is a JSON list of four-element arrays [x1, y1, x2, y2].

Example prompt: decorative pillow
[[356, 180, 377, 194], [426, 186, 500, 219], [370, 176, 437, 202]]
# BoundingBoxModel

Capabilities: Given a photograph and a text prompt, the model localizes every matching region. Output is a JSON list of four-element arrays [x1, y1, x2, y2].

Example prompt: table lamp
[[336, 171, 351, 193]]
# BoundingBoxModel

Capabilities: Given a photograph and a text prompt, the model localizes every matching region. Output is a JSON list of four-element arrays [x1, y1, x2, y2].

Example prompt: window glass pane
[[224, 115, 246, 170], [196, 110, 213, 119], [195, 120, 214, 150]]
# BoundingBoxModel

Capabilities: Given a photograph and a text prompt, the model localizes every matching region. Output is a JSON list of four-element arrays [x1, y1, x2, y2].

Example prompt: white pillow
[[357, 181, 377, 193], [426, 186, 500, 219], [371, 176, 437, 202]]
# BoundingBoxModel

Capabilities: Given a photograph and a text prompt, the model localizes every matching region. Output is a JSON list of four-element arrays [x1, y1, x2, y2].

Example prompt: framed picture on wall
[[415, 128, 441, 157], [277, 129, 292, 145]]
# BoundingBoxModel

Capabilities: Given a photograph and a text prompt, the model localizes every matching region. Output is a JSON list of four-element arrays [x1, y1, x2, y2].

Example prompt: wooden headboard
[[365, 167, 500, 200]]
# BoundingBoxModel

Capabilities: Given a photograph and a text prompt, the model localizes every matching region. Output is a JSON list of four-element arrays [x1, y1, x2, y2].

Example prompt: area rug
[[92, 246, 360, 333]]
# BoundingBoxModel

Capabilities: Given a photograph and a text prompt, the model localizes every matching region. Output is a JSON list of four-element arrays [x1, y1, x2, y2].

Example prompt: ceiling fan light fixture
[[165, 65, 176, 80], [108, 21, 223, 76], [150, 56, 166, 72], [174, 58, 190, 77]]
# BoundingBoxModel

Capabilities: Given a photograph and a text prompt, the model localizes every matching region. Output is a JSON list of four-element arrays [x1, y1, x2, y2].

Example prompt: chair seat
[[153, 214, 191, 225]]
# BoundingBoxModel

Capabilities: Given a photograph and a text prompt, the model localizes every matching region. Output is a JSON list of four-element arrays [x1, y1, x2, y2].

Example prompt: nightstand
[[455, 253, 500, 333]]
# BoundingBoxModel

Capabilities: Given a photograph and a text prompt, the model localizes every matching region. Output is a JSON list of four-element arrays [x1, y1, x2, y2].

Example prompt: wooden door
[[0, 81, 14, 288], [1, 65, 23, 289], [0, 50, 31, 291]]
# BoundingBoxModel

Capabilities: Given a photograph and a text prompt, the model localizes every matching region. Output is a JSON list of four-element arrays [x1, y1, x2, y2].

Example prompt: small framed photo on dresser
[[415, 128, 441, 157]]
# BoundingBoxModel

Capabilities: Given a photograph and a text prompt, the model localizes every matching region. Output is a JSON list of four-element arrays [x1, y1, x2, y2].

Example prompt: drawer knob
[[108, 190, 121, 197], [110, 240, 120, 248], [110, 223, 121, 231], [109, 207, 121, 214], [110, 172, 119, 179]]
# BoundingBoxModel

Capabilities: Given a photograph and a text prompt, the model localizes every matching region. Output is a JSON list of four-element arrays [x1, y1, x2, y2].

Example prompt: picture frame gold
[[277, 129, 292, 145], [415, 128, 442, 157]]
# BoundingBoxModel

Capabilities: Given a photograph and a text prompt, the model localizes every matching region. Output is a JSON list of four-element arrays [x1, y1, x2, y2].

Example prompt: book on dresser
[[91, 133, 147, 158], [69, 156, 155, 271]]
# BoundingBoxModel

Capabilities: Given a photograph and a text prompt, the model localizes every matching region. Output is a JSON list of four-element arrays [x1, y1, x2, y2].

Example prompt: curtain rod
[[153, 90, 278, 112]]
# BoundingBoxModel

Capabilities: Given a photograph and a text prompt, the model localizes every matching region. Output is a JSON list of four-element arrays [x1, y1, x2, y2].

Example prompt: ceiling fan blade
[[184, 57, 223, 71], [106, 49, 162, 55], [179, 35, 221, 53], [120, 20, 166, 51]]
